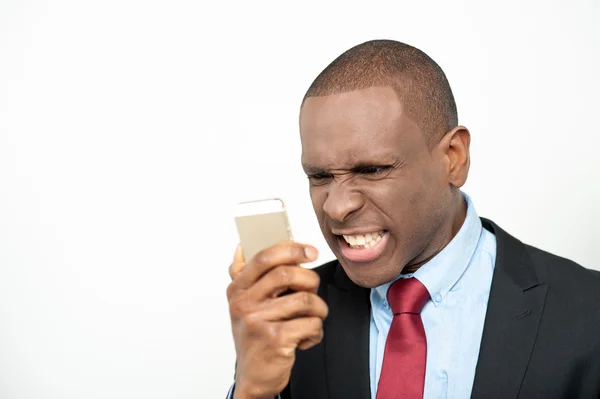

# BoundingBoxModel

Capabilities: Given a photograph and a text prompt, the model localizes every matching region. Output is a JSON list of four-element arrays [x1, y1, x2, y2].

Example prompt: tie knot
[[387, 278, 430, 315]]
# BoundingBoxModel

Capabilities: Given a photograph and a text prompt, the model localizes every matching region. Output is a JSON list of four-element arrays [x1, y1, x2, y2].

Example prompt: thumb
[[228, 244, 245, 280]]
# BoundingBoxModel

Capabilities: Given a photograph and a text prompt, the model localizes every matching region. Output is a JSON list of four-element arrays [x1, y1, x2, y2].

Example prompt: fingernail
[[304, 246, 318, 260], [233, 244, 243, 260]]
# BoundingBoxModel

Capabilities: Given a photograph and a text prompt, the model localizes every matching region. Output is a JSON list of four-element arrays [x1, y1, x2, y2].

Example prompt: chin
[[338, 258, 400, 289]]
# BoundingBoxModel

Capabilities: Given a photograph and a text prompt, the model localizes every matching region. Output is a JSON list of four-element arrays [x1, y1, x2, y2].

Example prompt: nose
[[322, 182, 365, 223]]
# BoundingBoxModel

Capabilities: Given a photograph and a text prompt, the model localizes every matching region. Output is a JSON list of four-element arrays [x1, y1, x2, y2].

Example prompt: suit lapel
[[471, 219, 548, 399], [324, 264, 371, 399]]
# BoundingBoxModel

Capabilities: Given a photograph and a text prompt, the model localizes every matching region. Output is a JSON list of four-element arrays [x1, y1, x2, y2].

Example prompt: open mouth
[[336, 230, 389, 262], [342, 231, 384, 249]]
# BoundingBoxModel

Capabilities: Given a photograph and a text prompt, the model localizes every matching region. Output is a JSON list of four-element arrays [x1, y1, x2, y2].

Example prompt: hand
[[227, 242, 328, 399]]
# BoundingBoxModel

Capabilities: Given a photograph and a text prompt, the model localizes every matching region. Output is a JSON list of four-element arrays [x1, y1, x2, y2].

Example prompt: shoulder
[[522, 244, 600, 374], [482, 217, 600, 298], [526, 244, 600, 300]]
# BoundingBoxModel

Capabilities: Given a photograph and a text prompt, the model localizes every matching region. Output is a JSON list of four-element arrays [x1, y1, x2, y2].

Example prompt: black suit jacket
[[281, 219, 600, 398]]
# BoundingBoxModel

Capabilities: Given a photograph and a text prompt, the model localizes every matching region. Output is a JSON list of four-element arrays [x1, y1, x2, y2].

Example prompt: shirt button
[[384, 301, 390, 309], [434, 294, 442, 303]]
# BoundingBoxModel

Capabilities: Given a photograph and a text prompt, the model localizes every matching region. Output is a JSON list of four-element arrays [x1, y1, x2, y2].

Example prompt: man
[[226, 40, 600, 399]]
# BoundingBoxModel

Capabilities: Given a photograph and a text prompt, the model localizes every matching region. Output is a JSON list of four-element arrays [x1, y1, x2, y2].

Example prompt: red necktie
[[376, 277, 430, 399]]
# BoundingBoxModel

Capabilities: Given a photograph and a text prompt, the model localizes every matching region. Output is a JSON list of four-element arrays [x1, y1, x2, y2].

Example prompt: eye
[[358, 166, 391, 175], [308, 172, 333, 186]]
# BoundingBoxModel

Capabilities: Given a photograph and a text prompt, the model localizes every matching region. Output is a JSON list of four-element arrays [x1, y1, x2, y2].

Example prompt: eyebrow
[[302, 161, 398, 174], [302, 165, 326, 174]]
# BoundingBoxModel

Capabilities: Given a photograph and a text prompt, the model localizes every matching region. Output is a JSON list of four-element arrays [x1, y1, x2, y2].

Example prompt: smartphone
[[234, 198, 293, 262]]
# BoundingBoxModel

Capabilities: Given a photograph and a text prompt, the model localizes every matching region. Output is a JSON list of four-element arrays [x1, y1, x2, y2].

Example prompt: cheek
[[362, 179, 420, 226], [394, 183, 427, 219], [410, 165, 451, 226], [373, 172, 444, 231]]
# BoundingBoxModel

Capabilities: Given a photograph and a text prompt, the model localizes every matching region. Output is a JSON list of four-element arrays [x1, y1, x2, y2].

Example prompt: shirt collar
[[374, 192, 483, 307]]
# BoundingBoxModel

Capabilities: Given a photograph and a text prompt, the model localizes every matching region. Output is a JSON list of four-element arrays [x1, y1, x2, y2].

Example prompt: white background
[[1, 0, 599, 398]]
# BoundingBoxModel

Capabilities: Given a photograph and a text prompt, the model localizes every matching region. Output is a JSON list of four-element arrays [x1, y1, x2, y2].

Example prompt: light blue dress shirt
[[229, 194, 496, 399], [369, 194, 497, 399]]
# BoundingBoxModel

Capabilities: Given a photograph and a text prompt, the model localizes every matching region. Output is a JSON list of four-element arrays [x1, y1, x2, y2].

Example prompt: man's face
[[300, 86, 454, 288]]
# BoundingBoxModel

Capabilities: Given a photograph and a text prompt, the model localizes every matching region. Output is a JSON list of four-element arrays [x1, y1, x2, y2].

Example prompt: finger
[[235, 242, 318, 290], [228, 244, 245, 280], [298, 330, 324, 350], [249, 266, 320, 299], [277, 317, 324, 355], [255, 291, 329, 321]]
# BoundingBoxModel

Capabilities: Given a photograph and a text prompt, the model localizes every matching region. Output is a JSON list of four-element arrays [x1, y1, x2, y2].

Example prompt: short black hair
[[303, 39, 458, 145]]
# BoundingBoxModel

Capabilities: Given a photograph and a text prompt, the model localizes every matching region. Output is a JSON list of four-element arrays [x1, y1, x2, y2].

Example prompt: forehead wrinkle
[[302, 87, 404, 128], [302, 121, 406, 166], [300, 88, 411, 143], [302, 149, 400, 173], [300, 87, 422, 171]]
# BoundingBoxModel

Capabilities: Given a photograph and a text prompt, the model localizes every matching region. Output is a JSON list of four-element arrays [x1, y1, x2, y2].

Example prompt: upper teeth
[[343, 232, 383, 246]]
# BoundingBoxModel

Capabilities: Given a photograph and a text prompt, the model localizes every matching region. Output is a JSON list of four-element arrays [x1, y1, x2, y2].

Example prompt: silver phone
[[234, 198, 293, 262]]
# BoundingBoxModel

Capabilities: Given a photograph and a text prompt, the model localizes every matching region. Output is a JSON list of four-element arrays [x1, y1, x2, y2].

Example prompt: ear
[[438, 126, 471, 188]]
